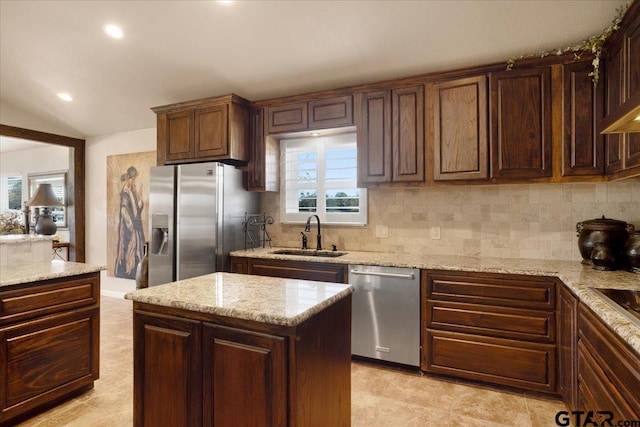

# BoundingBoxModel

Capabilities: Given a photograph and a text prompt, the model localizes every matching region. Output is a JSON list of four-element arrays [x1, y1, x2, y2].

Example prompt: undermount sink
[[271, 249, 347, 258]]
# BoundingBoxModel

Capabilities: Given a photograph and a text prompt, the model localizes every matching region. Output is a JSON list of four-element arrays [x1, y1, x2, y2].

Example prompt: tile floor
[[14, 295, 568, 426]]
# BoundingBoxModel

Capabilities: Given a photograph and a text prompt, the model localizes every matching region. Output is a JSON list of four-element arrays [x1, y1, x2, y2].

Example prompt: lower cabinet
[[133, 296, 351, 426], [557, 285, 578, 409], [423, 270, 557, 393], [577, 304, 640, 421], [229, 256, 347, 283], [0, 273, 100, 425]]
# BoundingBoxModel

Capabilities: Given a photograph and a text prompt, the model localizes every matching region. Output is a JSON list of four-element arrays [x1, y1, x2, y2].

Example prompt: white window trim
[[279, 132, 367, 226]]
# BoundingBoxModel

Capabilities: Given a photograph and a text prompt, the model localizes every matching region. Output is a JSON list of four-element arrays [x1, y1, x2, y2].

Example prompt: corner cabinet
[[132, 296, 351, 426], [490, 66, 553, 181], [428, 75, 489, 181], [153, 94, 251, 166], [0, 273, 100, 425], [356, 85, 424, 186], [423, 270, 557, 393]]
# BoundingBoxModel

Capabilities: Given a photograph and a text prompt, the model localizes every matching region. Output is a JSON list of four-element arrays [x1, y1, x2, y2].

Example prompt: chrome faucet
[[304, 214, 322, 250]]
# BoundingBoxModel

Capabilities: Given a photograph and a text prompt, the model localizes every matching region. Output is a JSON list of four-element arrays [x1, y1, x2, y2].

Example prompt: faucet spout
[[305, 215, 322, 250]]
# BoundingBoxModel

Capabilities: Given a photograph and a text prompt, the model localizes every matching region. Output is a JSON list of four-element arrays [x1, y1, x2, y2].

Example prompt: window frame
[[279, 132, 367, 226]]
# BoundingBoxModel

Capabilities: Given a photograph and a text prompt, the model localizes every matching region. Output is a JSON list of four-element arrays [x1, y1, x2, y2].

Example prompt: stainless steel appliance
[[148, 162, 258, 286], [349, 265, 421, 367]]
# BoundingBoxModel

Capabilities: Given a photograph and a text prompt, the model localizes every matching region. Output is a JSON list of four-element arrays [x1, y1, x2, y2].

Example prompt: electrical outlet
[[430, 226, 441, 240], [376, 225, 389, 238]]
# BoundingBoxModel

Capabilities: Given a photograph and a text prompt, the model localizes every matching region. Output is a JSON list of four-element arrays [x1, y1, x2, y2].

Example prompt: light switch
[[430, 226, 441, 240], [376, 225, 389, 238]]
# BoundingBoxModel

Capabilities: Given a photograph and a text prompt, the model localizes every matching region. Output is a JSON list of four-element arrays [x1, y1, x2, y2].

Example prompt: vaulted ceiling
[[0, 0, 630, 138]]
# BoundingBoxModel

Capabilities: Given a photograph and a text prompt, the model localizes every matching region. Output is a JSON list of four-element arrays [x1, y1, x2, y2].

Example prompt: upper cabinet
[[428, 75, 489, 182], [247, 107, 279, 192], [560, 60, 605, 177], [490, 66, 553, 181], [153, 94, 251, 166], [356, 85, 424, 186], [266, 95, 353, 134]]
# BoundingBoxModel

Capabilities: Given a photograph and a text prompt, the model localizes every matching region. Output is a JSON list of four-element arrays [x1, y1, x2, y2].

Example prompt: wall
[[85, 128, 156, 297], [261, 181, 640, 261], [0, 100, 83, 139]]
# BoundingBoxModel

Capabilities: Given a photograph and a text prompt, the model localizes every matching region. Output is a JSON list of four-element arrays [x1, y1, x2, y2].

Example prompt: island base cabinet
[[132, 295, 351, 427], [203, 325, 286, 427]]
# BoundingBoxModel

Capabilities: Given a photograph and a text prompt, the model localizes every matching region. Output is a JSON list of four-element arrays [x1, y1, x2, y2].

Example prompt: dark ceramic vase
[[576, 216, 634, 267], [625, 231, 640, 273]]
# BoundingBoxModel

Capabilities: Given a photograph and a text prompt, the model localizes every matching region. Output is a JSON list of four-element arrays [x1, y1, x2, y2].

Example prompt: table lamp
[[26, 183, 62, 235]]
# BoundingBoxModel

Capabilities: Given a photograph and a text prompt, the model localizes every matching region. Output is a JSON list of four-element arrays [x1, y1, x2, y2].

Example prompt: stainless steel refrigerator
[[147, 162, 258, 286]]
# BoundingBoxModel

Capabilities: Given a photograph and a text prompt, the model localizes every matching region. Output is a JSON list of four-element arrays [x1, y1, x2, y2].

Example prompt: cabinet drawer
[[308, 96, 353, 129], [578, 341, 638, 420], [425, 329, 556, 393], [0, 274, 99, 325], [268, 102, 308, 133], [427, 301, 555, 342], [247, 259, 346, 283], [578, 304, 640, 415], [426, 271, 555, 310]]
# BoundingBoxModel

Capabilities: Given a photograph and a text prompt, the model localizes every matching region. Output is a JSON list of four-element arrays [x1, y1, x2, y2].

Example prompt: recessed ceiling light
[[57, 92, 73, 102], [217, 0, 234, 4], [104, 24, 124, 39]]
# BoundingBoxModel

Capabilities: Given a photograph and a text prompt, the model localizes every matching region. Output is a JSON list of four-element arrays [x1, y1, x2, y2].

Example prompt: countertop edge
[[0, 261, 106, 287]]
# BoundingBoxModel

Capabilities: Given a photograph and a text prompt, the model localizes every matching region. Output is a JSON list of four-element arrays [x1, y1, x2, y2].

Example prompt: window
[[28, 171, 67, 229], [280, 132, 366, 225], [7, 176, 22, 210]]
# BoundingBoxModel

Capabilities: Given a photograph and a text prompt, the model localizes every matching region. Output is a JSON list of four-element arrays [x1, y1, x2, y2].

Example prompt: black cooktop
[[594, 288, 640, 324]]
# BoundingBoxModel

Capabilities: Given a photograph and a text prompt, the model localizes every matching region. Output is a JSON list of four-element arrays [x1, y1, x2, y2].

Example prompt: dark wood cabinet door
[[557, 285, 578, 410], [356, 90, 392, 185], [562, 60, 604, 176], [247, 107, 266, 191], [164, 110, 195, 162], [624, 20, 640, 171], [228, 256, 248, 274], [605, 43, 625, 174], [195, 104, 228, 158], [247, 258, 347, 283], [431, 76, 488, 181], [267, 102, 308, 134], [133, 311, 202, 427], [0, 307, 99, 423], [308, 95, 354, 129], [490, 67, 552, 180], [392, 85, 425, 182], [203, 324, 286, 427]]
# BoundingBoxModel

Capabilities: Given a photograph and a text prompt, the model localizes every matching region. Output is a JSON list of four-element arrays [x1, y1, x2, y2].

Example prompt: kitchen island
[[0, 259, 103, 426], [125, 272, 353, 427]]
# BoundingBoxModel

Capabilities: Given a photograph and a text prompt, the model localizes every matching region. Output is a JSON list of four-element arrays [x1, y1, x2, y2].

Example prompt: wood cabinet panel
[[246, 258, 347, 283], [490, 67, 552, 180], [133, 311, 202, 427], [392, 86, 424, 182], [557, 285, 578, 410], [308, 95, 353, 129], [357, 90, 392, 184], [427, 301, 554, 342], [431, 75, 488, 181], [195, 104, 228, 158], [562, 60, 604, 176], [425, 329, 556, 393], [267, 102, 308, 134], [203, 324, 286, 427], [577, 304, 640, 416], [605, 43, 625, 174], [427, 271, 555, 310], [624, 19, 640, 171], [165, 111, 195, 162], [247, 108, 279, 192]]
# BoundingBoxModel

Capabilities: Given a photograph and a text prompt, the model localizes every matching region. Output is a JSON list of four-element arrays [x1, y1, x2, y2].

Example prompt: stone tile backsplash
[[260, 181, 640, 261]]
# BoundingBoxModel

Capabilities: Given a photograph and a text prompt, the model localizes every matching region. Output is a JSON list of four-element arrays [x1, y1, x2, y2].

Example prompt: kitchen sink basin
[[271, 249, 347, 258]]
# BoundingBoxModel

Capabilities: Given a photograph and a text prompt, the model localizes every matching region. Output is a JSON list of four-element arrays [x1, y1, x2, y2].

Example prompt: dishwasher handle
[[349, 269, 415, 280]]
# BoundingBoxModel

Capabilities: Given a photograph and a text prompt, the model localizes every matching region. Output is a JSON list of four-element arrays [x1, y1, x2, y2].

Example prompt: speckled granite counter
[[231, 247, 640, 353], [125, 272, 354, 327], [0, 260, 105, 288]]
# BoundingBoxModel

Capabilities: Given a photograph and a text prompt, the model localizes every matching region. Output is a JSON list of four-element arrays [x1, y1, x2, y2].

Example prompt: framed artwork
[[106, 151, 155, 279]]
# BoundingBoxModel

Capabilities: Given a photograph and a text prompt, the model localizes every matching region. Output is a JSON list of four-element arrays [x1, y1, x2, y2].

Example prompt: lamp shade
[[26, 183, 61, 207]]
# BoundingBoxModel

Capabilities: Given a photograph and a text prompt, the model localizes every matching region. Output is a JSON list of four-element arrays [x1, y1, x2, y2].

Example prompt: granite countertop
[[0, 234, 55, 244], [125, 272, 354, 327], [231, 247, 640, 354], [0, 260, 105, 287]]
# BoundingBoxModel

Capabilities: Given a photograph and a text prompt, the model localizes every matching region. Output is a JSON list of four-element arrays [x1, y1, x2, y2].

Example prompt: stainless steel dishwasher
[[349, 265, 420, 367]]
